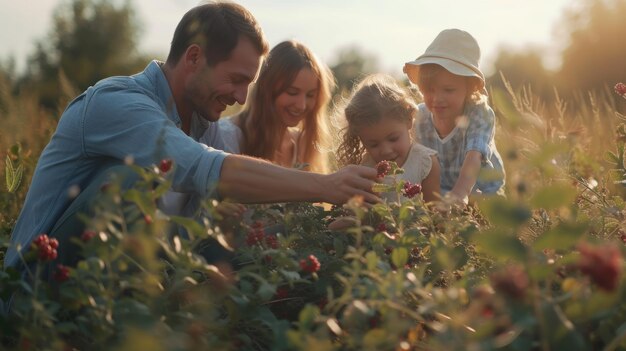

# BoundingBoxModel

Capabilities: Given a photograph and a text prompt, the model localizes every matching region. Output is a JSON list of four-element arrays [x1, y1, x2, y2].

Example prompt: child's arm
[[449, 150, 481, 203], [449, 103, 497, 203], [422, 155, 441, 202]]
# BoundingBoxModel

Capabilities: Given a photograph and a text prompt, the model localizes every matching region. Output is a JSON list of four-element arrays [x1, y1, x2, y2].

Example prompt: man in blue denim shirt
[[4, 3, 379, 270]]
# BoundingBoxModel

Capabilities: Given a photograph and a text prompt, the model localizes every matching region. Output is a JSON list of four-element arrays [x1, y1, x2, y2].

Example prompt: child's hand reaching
[[446, 191, 469, 205]]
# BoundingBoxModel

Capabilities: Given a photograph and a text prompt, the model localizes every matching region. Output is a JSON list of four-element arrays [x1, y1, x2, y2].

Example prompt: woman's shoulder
[[217, 115, 244, 153], [218, 115, 241, 129]]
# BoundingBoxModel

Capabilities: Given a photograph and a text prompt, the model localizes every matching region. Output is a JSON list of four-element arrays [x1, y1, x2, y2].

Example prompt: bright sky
[[0, 0, 575, 77]]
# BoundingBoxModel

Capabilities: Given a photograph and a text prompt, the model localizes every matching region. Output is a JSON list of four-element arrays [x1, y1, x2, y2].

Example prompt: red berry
[[48, 238, 59, 249], [246, 228, 265, 246], [275, 287, 289, 300], [265, 235, 278, 249], [53, 264, 70, 282], [33, 234, 49, 247], [577, 242, 622, 291], [377, 223, 387, 232], [317, 297, 328, 309], [402, 181, 422, 199], [615, 82, 626, 97], [31, 234, 58, 262], [368, 315, 380, 328], [38, 245, 58, 261], [300, 254, 321, 273], [490, 265, 529, 299], [481, 306, 494, 318], [159, 159, 173, 173], [144, 214, 153, 224], [376, 160, 391, 178], [81, 230, 97, 242]]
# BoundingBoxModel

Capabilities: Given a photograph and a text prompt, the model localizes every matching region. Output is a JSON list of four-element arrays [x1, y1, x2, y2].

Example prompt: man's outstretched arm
[[218, 154, 380, 205]]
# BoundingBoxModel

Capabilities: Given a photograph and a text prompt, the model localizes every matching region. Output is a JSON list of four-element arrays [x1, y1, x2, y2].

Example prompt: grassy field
[[1, 76, 626, 350]]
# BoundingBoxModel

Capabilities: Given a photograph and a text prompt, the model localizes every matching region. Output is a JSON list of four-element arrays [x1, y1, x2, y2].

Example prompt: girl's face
[[357, 117, 413, 167], [274, 68, 319, 128], [419, 69, 468, 122]]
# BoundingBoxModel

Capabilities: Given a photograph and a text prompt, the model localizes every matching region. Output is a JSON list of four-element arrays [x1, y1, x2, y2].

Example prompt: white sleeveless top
[[218, 116, 301, 167], [362, 143, 437, 202]]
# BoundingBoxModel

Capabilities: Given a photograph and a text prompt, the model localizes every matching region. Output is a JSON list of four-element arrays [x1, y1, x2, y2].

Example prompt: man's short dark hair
[[166, 1, 269, 66]]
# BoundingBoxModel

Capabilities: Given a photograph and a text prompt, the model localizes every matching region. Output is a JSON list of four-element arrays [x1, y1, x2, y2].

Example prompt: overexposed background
[[0, 0, 574, 76]]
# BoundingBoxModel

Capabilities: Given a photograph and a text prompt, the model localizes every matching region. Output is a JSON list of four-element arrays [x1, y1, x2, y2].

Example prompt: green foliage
[[2, 52, 626, 351], [329, 46, 379, 99], [4, 155, 23, 194], [2, 138, 626, 350]]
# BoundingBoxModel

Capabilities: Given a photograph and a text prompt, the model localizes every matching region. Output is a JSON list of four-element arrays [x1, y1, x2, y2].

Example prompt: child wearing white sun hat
[[403, 28, 505, 203]]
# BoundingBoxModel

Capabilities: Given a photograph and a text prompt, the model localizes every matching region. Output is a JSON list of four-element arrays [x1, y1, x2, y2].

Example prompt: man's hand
[[215, 201, 246, 220], [320, 165, 381, 205]]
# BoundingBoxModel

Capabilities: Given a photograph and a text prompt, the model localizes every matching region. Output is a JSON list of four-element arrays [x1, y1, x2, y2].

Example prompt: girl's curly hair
[[335, 74, 418, 166]]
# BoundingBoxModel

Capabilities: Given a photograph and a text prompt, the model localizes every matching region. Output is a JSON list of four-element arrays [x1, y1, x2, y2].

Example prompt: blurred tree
[[329, 46, 379, 99], [22, 0, 148, 110], [0, 58, 17, 114], [556, 0, 626, 96], [487, 47, 554, 102]]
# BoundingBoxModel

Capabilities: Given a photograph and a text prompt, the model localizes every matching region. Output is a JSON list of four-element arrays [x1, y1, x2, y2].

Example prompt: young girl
[[218, 40, 335, 173], [336, 74, 440, 203], [403, 28, 505, 203]]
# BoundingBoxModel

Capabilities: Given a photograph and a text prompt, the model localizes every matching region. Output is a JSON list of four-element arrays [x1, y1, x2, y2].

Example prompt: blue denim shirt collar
[[141, 60, 181, 128]]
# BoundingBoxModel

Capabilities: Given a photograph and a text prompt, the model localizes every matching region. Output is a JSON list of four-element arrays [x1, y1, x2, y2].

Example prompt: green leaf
[[543, 303, 589, 350], [399, 203, 414, 222], [55, 322, 78, 333], [372, 183, 394, 193], [279, 269, 301, 282], [391, 247, 409, 268], [530, 183, 578, 210], [298, 304, 320, 330], [170, 216, 206, 238], [606, 151, 620, 166], [365, 251, 379, 271], [5, 156, 23, 193], [527, 263, 553, 281], [471, 229, 527, 262], [532, 221, 588, 251], [9, 143, 21, 156], [333, 237, 346, 257], [257, 281, 276, 301], [363, 329, 389, 349], [123, 189, 156, 215], [478, 197, 532, 228]]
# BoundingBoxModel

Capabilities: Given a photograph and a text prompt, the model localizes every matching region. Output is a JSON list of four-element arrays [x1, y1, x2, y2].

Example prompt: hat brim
[[404, 57, 484, 87]]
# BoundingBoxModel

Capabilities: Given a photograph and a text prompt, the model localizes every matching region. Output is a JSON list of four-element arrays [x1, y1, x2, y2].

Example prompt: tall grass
[[0, 75, 623, 237]]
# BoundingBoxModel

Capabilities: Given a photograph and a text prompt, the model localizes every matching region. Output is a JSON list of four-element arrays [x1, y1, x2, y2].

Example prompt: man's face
[[186, 37, 262, 122]]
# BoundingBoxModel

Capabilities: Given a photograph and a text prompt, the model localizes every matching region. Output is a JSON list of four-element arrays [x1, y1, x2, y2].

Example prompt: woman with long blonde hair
[[219, 40, 335, 173]]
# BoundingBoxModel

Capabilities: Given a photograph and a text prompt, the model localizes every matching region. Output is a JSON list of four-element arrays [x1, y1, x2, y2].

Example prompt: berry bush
[[0, 84, 625, 350]]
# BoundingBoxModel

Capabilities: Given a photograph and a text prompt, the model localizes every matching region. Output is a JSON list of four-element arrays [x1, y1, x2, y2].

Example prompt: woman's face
[[274, 68, 319, 128], [357, 117, 413, 167]]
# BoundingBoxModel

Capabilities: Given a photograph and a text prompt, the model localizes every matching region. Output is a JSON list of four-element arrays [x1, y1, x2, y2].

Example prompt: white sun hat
[[403, 28, 485, 88]]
